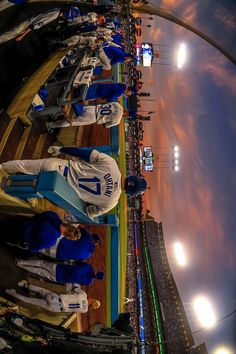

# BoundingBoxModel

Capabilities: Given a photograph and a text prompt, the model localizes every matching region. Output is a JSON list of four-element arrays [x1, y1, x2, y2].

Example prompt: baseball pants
[[16, 259, 57, 282], [0, 9, 60, 44], [48, 106, 97, 129], [1, 158, 68, 175], [7, 284, 61, 312]]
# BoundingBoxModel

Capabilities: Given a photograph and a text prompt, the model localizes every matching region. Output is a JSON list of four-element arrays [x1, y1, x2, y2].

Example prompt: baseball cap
[[125, 176, 147, 196]]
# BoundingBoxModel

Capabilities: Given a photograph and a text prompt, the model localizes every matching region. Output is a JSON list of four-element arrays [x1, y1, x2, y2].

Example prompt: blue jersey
[[103, 46, 126, 65], [23, 211, 62, 252], [111, 34, 123, 46], [56, 262, 95, 285], [86, 83, 126, 102], [56, 228, 95, 260]]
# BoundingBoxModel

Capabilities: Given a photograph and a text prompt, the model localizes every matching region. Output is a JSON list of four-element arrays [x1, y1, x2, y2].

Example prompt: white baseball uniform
[[0, 7, 87, 44], [6, 284, 88, 313], [1, 149, 121, 218], [0, 9, 61, 44], [47, 102, 123, 129], [97, 47, 111, 70], [67, 12, 98, 26], [62, 35, 98, 48], [16, 259, 57, 282]]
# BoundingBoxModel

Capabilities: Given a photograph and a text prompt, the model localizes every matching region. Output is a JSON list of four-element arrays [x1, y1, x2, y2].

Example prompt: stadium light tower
[[172, 145, 180, 172], [152, 145, 181, 172], [173, 242, 187, 266], [193, 296, 216, 328], [175, 43, 187, 69], [213, 347, 233, 354]]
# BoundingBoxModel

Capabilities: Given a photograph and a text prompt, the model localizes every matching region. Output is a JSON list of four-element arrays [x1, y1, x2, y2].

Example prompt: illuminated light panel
[[176, 43, 187, 69], [174, 242, 187, 266], [174, 152, 180, 158], [214, 347, 233, 354], [143, 55, 152, 67], [174, 165, 180, 172], [193, 296, 216, 328], [173, 145, 179, 152]]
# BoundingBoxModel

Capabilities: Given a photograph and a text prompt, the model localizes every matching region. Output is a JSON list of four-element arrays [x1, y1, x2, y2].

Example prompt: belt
[[63, 166, 69, 177]]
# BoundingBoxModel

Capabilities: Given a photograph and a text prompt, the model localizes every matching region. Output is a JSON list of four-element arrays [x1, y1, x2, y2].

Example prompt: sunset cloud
[[150, 27, 163, 42], [200, 51, 236, 96], [214, 5, 236, 31], [141, 53, 235, 273]]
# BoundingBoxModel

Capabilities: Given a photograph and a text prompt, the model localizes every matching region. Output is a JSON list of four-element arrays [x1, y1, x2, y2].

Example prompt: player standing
[[46, 102, 124, 132]]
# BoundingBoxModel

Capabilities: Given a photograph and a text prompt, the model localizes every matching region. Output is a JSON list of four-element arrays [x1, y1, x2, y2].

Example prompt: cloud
[[159, 0, 198, 34], [200, 51, 236, 96], [142, 64, 235, 273], [161, 0, 184, 9], [150, 27, 163, 42], [214, 5, 236, 31]]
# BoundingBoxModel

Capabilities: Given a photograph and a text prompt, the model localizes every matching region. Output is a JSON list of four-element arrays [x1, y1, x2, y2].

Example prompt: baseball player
[[0, 147, 147, 219], [85, 83, 133, 102], [103, 46, 133, 65], [6, 281, 100, 313], [40, 228, 100, 261], [49, 35, 105, 50], [1, 211, 81, 252], [0, 6, 81, 44], [46, 102, 124, 132], [15, 259, 104, 285], [97, 47, 112, 70], [1, 210, 100, 260]]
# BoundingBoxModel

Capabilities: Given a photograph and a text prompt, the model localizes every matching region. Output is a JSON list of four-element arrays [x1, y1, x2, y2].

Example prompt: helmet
[[125, 176, 147, 196], [63, 6, 80, 21]]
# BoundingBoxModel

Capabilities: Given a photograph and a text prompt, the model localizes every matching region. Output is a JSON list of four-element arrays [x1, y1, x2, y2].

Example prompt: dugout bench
[[28, 48, 99, 122]]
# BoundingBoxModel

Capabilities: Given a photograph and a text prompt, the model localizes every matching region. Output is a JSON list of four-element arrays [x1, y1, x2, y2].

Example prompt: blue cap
[[125, 176, 147, 196], [95, 272, 104, 280], [63, 6, 80, 21]]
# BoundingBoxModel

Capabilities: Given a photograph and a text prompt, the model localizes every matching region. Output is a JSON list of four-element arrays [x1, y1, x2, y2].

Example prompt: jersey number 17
[[78, 177, 101, 195]]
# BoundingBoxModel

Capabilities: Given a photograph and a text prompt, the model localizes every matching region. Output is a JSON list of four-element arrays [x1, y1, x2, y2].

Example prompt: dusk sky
[[135, 1, 236, 353]]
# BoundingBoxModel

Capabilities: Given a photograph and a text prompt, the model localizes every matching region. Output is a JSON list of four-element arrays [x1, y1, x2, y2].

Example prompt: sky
[[135, 1, 236, 353]]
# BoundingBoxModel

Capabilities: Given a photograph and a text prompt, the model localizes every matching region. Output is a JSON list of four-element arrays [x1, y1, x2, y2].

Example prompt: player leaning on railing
[[0, 147, 147, 219]]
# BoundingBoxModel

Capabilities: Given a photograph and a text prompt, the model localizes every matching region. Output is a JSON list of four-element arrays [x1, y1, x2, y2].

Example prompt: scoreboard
[[140, 146, 154, 171], [136, 43, 154, 67]]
